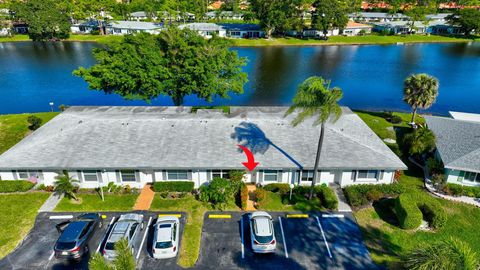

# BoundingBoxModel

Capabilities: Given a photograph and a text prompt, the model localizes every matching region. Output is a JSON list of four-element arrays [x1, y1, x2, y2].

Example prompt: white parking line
[[96, 217, 115, 253], [136, 217, 152, 261], [240, 217, 245, 259], [315, 216, 332, 259], [48, 251, 55, 261], [322, 214, 345, 218], [49, 215, 73, 220], [278, 217, 288, 259]]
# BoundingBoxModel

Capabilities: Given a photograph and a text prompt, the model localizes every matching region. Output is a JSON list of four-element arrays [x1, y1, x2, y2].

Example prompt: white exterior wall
[[340, 170, 395, 187], [197, 30, 227, 38], [343, 27, 371, 36], [445, 169, 480, 187], [0, 171, 15, 180]]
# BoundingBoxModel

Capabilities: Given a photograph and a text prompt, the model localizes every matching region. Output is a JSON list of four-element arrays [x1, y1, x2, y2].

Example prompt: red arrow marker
[[238, 145, 259, 172]]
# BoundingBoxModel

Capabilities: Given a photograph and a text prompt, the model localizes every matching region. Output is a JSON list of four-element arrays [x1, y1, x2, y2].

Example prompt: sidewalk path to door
[[246, 184, 257, 211], [331, 184, 352, 212], [134, 184, 155, 210], [38, 192, 63, 212]]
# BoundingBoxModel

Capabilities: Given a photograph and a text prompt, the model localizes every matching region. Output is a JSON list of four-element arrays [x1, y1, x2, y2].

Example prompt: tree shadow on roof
[[231, 122, 303, 169]]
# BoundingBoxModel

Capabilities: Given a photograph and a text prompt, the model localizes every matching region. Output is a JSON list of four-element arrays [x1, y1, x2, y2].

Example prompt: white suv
[[249, 211, 276, 253]]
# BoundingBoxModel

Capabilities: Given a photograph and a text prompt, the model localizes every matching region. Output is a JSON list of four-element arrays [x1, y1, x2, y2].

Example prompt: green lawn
[[150, 194, 239, 268], [256, 191, 294, 211], [0, 192, 50, 259], [353, 110, 480, 269], [55, 193, 138, 212], [0, 112, 59, 154]]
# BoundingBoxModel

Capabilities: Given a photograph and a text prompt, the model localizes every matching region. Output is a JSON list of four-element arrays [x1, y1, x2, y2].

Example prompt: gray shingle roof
[[425, 116, 480, 173], [109, 21, 163, 30], [178, 23, 224, 31], [0, 106, 406, 171]]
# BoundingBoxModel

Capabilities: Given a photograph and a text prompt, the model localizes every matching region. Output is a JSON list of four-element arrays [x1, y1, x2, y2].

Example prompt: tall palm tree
[[403, 73, 439, 125], [285, 76, 343, 200], [53, 172, 80, 201], [89, 238, 135, 270]]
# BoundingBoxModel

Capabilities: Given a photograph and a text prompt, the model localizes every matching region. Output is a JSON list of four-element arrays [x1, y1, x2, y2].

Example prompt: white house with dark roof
[[425, 113, 480, 186], [0, 106, 406, 189], [178, 23, 227, 38], [106, 21, 164, 35]]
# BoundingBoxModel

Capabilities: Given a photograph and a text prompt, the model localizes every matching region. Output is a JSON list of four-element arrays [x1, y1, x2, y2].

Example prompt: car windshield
[[105, 242, 115, 250], [155, 241, 173, 249], [56, 241, 76, 250]]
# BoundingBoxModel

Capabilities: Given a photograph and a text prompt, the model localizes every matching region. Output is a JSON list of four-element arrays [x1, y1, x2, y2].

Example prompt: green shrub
[[390, 115, 403, 124], [344, 183, 405, 207], [199, 178, 235, 209], [254, 188, 267, 208], [395, 193, 423, 229], [344, 188, 369, 207], [366, 189, 383, 201], [263, 183, 291, 194], [0, 180, 35, 193], [27, 115, 42, 131], [443, 183, 464, 196], [159, 191, 169, 198], [240, 183, 248, 210], [463, 186, 480, 198], [419, 200, 447, 229], [317, 185, 338, 210], [427, 157, 444, 175], [152, 181, 194, 192], [228, 171, 245, 196]]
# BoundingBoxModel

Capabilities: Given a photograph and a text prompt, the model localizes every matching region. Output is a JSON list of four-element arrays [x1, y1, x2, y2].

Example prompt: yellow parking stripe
[[158, 214, 182, 218], [286, 214, 309, 218], [208, 214, 232, 219], [101, 215, 107, 219]]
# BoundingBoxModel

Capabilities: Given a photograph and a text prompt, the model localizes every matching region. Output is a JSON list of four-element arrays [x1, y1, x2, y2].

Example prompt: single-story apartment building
[[425, 112, 480, 187], [0, 106, 406, 189], [70, 20, 101, 34], [343, 21, 372, 36], [106, 21, 164, 35], [205, 11, 244, 21], [221, 24, 265, 38], [348, 12, 409, 23], [178, 23, 227, 38], [373, 20, 463, 35]]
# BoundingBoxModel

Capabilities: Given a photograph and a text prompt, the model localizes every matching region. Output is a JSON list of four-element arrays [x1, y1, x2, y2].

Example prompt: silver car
[[103, 213, 144, 260], [152, 216, 180, 259], [249, 211, 276, 253]]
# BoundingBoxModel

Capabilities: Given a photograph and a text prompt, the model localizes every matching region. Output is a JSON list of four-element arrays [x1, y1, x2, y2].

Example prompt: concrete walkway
[[331, 184, 352, 212], [246, 184, 257, 211], [38, 193, 63, 212], [409, 157, 480, 208], [133, 184, 155, 210]]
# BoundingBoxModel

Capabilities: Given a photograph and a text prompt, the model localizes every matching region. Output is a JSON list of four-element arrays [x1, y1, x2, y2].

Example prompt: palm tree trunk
[[309, 123, 325, 200], [411, 105, 418, 124]]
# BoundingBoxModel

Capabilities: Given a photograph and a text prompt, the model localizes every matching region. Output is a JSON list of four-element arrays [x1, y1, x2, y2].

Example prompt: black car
[[54, 213, 103, 260]]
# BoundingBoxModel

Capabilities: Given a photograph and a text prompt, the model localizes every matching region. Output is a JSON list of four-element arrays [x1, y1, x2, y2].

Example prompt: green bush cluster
[[419, 200, 447, 229], [395, 193, 423, 229], [443, 183, 480, 198], [316, 185, 338, 210], [254, 188, 267, 208], [240, 183, 248, 210], [152, 181, 194, 192], [0, 180, 35, 193], [263, 183, 291, 194], [199, 178, 236, 209], [274, 184, 338, 210], [344, 184, 405, 207]]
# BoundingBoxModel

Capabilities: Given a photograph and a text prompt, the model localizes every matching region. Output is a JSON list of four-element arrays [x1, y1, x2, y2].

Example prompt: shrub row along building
[[0, 106, 406, 189]]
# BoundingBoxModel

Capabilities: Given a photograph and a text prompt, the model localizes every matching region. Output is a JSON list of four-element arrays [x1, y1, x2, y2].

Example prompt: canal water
[[0, 41, 479, 114]]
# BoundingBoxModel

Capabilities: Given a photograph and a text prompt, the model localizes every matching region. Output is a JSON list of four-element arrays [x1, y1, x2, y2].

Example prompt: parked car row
[[53, 213, 181, 262]]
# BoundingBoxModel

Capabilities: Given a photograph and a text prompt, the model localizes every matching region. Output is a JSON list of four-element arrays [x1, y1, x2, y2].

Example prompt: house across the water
[[425, 112, 480, 187], [0, 106, 406, 189], [106, 21, 164, 35]]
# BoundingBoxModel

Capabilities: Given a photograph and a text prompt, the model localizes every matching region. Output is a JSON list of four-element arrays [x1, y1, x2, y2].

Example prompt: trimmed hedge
[[263, 183, 291, 194], [443, 183, 480, 198], [395, 193, 422, 229], [254, 188, 267, 208], [419, 200, 447, 229], [0, 180, 35, 193], [152, 181, 194, 192], [344, 184, 406, 207], [316, 185, 338, 210], [240, 183, 248, 210]]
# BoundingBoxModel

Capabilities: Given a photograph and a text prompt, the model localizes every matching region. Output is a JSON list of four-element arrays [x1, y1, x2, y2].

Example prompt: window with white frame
[[120, 170, 136, 182], [301, 170, 314, 182], [355, 170, 379, 181], [462, 171, 480, 183], [263, 170, 279, 182], [212, 170, 230, 179], [167, 170, 189, 180], [83, 170, 99, 182], [16, 170, 40, 180]]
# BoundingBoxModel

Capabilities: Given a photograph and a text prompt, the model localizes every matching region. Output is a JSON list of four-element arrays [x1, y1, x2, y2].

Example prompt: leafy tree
[[447, 8, 480, 36], [27, 115, 42, 131], [403, 237, 479, 270], [312, 0, 349, 38], [10, 0, 70, 41], [249, 0, 302, 37], [404, 3, 435, 34], [285, 76, 343, 200], [74, 28, 247, 106], [89, 238, 135, 270], [54, 172, 80, 200], [403, 73, 439, 124], [403, 124, 436, 156], [199, 177, 236, 209]]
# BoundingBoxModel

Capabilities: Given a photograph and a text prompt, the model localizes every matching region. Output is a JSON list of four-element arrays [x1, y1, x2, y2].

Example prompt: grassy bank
[[0, 192, 50, 259], [1, 34, 477, 46], [150, 194, 239, 268], [0, 112, 58, 154], [353, 110, 480, 269], [55, 193, 139, 212]]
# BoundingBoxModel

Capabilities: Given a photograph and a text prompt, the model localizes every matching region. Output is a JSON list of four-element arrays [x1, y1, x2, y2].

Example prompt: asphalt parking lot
[[0, 211, 376, 270], [0, 211, 185, 270], [197, 212, 378, 270]]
